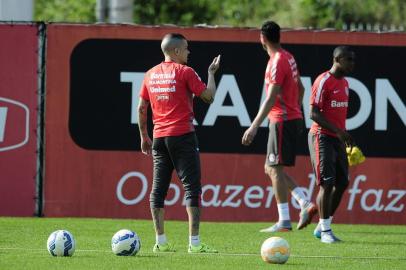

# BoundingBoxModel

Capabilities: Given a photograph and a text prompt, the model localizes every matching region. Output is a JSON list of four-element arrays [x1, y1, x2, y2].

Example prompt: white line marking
[[1, 247, 405, 260]]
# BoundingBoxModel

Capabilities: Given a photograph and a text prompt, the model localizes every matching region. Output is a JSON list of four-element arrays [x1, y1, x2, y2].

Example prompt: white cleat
[[260, 221, 292, 233], [321, 230, 341, 244]]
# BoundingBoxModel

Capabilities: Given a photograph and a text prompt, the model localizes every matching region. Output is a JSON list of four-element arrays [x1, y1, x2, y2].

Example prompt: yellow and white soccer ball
[[260, 236, 290, 264]]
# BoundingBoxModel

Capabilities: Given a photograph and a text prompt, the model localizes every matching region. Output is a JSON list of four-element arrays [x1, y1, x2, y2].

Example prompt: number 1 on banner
[[0, 107, 7, 142]]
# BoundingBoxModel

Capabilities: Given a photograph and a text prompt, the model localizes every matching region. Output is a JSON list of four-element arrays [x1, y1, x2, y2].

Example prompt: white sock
[[156, 234, 167, 245], [291, 187, 308, 208], [277, 203, 290, 221], [319, 218, 331, 231], [190, 235, 200, 246]]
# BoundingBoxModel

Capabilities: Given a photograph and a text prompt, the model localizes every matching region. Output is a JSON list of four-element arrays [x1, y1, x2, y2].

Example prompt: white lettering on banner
[[361, 189, 385, 212], [116, 171, 148, 205], [264, 186, 274, 208], [201, 184, 222, 207], [347, 174, 405, 212], [165, 183, 180, 206], [120, 72, 145, 124], [222, 185, 243, 207], [116, 172, 405, 214], [259, 83, 270, 127], [345, 77, 372, 130], [0, 107, 7, 142], [375, 79, 406, 130], [301, 77, 313, 128], [122, 72, 405, 131], [385, 190, 406, 212], [0, 97, 30, 152], [348, 175, 366, 210], [244, 185, 264, 208], [203, 74, 251, 127], [291, 174, 316, 209]]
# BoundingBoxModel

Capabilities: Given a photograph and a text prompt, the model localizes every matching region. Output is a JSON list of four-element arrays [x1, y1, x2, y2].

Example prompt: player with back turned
[[138, 33, 221, 253], [242, 21, 317, 232]]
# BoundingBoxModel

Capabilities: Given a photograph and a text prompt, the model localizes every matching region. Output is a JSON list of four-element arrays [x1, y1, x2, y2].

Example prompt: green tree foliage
[[34, 0, 406, 30], [34, 0, 96, 23], [133, 0, 217, 25], [298, 0, 406, 29]]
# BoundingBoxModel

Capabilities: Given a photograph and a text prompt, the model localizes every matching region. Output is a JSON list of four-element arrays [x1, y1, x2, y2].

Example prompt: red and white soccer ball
[[260, 236, 290, 264]]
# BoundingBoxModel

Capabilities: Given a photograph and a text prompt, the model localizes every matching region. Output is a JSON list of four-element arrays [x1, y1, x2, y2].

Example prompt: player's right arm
[[137, 97, 152, 155], [199, 55, 221, 104], [242, 83, 281, 146]]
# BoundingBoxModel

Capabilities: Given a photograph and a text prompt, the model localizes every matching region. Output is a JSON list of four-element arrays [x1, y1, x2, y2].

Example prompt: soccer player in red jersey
[[308, 46, 355, 243], [138, 33, 220, 253], [242, 21, 317, 232]]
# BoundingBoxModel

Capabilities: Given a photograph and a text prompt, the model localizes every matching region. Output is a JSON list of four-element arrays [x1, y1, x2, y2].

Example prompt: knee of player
[[320, 181, 335, 191], [266, 165, 283, 178], [184, 185, 202, 197], [150, 192, 166, 207], [184, 195, 200, 207]]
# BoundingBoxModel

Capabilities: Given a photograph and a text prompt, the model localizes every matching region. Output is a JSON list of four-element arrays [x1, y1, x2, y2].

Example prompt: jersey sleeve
[[310, 74, 328, 108], [139, 76, 150, 101], [183, 67, 207, 96], [267, 54, 285, 86]]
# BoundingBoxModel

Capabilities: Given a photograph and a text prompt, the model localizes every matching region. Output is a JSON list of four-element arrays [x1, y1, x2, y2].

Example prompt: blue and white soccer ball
[[111, 229, 141, 256], [47, 230, 76, 257]]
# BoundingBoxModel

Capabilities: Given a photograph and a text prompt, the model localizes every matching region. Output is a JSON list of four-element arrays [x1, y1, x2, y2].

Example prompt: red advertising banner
[[44, 24, 406, 224], [0, 24, 39, 216]]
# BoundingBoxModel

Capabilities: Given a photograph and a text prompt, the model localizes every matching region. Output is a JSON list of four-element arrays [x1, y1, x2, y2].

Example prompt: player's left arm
[[242, 83, 281, 145]]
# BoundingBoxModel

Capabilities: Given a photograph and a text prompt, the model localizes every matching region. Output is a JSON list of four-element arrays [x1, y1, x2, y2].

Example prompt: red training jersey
[[139, 61, 206, 138], [265, 48, 303, 122], [310, 71, 349, 137]]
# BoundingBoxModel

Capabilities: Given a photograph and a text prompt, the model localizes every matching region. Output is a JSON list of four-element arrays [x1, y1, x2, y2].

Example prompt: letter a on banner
[[203, 75, 251, 127]]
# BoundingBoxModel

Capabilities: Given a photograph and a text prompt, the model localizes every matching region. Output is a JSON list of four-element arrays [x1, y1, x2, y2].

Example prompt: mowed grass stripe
[[1, 247, 406, 260], [1, 217, 406, 270]]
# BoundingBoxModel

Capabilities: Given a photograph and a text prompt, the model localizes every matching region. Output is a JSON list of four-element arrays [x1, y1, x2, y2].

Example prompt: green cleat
[[153, 242, 176, 253], [188, 243, 218, 253]]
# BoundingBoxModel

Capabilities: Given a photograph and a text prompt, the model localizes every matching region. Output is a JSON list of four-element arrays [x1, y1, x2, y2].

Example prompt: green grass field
[[0, 217, 405, 270]]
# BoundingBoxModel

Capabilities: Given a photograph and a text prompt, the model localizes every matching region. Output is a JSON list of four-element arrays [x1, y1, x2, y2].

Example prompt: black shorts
[[308, 131, 349, 186], [150, 132, 201, 208], [266, 118, 303, 167]]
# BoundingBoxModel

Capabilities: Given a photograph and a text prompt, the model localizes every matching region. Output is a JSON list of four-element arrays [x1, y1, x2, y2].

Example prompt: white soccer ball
[[111, 229, 141, 256], [47, 230, 76, 257], [260, 236, 290, 264]]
